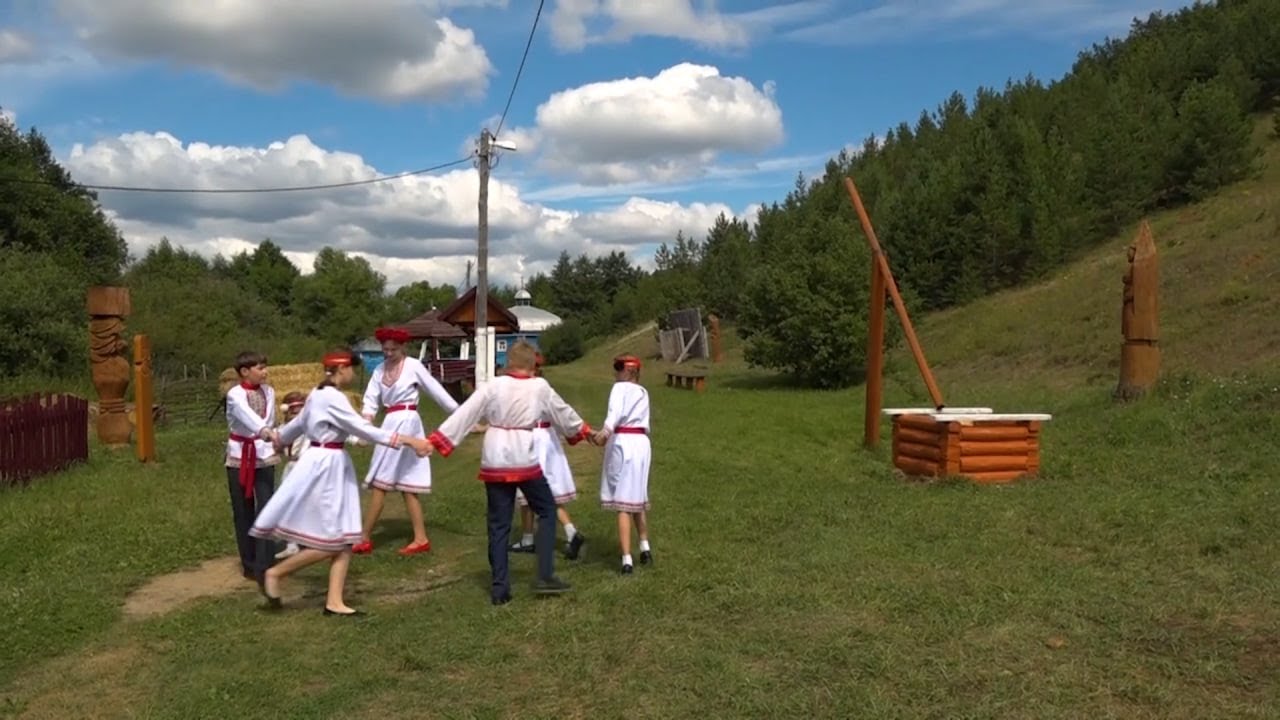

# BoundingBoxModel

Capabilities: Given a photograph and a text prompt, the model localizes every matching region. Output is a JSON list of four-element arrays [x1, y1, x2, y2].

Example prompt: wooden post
[[1115, 219, 1160, 400], [86, 286, 132, 447], [708, 314, 724, 363], [864, 259, 886, 447], [843, 176, 946, 410], [133, 334, 157, 462]]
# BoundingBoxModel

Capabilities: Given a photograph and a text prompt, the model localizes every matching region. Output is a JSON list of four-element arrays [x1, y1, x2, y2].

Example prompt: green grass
[[3, 129, 1280, 719]]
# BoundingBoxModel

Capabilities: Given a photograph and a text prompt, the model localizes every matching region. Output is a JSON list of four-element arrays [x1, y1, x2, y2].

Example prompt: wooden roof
[[437, 286, 520, 334], [402, 309, 467, 340]]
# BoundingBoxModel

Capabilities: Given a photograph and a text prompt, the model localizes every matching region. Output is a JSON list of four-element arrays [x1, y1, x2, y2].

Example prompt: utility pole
[[474, 128, 492, 387]]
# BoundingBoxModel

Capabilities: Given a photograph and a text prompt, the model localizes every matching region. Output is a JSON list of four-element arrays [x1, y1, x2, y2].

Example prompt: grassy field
[[2, 129, 1279, 718]]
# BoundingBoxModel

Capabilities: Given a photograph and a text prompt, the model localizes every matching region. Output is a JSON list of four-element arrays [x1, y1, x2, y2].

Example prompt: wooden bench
[[665, 369, 707, 393]]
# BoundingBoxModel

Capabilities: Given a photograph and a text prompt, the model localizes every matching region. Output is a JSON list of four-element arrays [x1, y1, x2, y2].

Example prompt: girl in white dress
[[591, 355, 653, 575], [511, 353, 586, 559], [352, 327, 459, 557], [250, 348, 433, 617]]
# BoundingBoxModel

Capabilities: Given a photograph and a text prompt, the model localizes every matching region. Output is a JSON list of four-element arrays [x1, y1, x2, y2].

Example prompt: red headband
[[615, 355, 642, 369], [375, 327, 411, 344], [323, 351, 354, 367]]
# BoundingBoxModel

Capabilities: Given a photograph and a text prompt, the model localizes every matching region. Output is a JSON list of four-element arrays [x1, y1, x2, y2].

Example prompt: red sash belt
[[615, 426, 647, 435], [535, 421, 552, 428], [386, 404, 417, 413], [309, 439, 343, 449], [229, 433, 258, 499], [490, 424, 535, 431]]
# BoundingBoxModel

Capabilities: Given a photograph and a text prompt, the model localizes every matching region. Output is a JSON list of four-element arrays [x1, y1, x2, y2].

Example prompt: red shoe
[[352, 540, 374, 554], [398, 540, 431, 556]]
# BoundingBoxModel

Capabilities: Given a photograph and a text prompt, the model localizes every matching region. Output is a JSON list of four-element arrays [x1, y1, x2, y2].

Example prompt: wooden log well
[[883, 408, 1051, 484]]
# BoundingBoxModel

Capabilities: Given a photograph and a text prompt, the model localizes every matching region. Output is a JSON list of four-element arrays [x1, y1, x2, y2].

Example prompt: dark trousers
[[485, 477, 557, 598], [226, 466, 277, 580]]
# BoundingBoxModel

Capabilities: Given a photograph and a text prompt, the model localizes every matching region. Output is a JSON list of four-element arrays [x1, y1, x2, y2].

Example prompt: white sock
[[639, 539, 651, 553], [564, 523, 577, 540], [521, 533, 534, 546], [622, 553, 633, 566]]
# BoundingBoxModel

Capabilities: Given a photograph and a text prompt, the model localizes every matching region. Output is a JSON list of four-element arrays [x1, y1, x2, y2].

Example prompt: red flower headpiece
[[374, 327, 411, 344]]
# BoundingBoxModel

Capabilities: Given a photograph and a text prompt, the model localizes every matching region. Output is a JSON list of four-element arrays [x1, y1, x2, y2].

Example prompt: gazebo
[[400, 308, 474, 388], [436, 286, 520, 334]]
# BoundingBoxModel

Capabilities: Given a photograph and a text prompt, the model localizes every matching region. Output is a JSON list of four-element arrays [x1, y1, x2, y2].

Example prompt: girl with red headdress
[[591, 354, 653, 575], [352, 326, 459, 557], [250, 348, 433, 616]]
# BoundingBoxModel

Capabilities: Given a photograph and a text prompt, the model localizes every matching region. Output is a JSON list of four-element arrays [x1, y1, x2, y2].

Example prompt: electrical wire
[[492, 0, 545, 139]]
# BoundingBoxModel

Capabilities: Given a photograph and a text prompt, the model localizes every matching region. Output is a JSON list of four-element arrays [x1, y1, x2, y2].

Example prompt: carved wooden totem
[[708, 313, 723, 363], [1115, 220, 1160, 400], [87, 286, 133, 446]]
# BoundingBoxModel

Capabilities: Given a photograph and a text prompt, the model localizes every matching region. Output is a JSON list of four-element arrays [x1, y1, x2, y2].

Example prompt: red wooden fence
[[0, 393, 90, 488]]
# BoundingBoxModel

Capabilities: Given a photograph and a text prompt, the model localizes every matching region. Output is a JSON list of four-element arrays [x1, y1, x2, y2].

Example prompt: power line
[[492, 0, 545, 139], [0, 155, 474, 194]]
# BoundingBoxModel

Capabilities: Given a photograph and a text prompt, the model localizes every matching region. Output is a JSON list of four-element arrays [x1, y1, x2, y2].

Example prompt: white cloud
[[0, 29, 39, 64], [548, 0, 839, 51], [63, 130, 749, 290], [782, 1, 1190, 45], [53, 0, 494, 102], [0, 108, 14, 127], [502, 63, 784, 186]]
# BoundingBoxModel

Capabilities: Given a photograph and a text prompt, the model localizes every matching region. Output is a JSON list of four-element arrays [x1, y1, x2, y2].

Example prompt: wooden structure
[[843, 175, 1053, 483], [437, 286, 520, 334], [87, 286, 132, 447], [1115, 219, 1160, 400], [884, 408, 1051, 484], [132, 335, 157, 463], [0, 393, 89, 487], [659, 307, 709, 364], [665, 368, 707, 393]]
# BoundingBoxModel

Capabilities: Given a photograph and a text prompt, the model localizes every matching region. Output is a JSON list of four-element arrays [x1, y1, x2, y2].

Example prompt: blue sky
[[0, 0, 1193, 289]]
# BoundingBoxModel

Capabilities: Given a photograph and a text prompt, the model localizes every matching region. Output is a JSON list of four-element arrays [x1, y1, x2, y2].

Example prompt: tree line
[[3, 0, 1277, 390]]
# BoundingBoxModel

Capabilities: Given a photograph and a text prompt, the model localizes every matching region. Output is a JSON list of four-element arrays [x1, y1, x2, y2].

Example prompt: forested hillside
[[2, 0, 1276, 390]]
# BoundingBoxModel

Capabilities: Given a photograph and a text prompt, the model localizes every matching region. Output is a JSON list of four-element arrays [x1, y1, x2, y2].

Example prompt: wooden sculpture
[[708, 314, 724, 363], [87, 286, 132, 447], [133, 334, 157, 462], [1115, 220, 1160, 400]]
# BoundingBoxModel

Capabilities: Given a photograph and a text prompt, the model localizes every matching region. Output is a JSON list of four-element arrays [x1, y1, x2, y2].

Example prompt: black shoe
[[533, 577, 572, 595], [620, 563, 634, 575], [508, 541, 535, 554], [323, 607, 365, 617], [639, 550, 653, 566], [257, 580, 283, 610], [491, 593, 512, 606], [565, 533, 585, 560]]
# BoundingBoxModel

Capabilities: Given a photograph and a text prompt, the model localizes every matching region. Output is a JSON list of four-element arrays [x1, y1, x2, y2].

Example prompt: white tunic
[[224, 384, 278, 466], [250, 386, 400, 551], [599, 381, 651, 512], [360, 356, 459, 493], [428, 372, 590, 483], [517, 412, 577, 506]]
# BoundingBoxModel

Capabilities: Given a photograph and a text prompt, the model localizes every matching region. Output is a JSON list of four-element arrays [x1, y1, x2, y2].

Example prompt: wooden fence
[[0, 393, 89, 488]]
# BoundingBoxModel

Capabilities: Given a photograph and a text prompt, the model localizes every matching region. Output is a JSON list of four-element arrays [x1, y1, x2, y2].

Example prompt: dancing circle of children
[[249, 348, 434, 617], [510, 352, 587, 560], [425, 340, 593, 605], [352, 326, 460, 557], [591, 354, 653, 575], [224, 350, 282, 584]]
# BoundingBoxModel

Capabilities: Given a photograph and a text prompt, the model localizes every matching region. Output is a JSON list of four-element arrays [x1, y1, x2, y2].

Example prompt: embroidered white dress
[[517, 412, 577, 506], [599, 381, 652, 512], [360, 356, 459, 493], [250, 387, 401, 551]]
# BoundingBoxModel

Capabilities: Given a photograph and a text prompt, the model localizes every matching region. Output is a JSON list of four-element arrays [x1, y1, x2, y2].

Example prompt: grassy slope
[[1, 126, 1278, 719]]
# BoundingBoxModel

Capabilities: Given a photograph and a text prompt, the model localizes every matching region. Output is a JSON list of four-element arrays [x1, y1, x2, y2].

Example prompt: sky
[[0, 0, 1195, 292]]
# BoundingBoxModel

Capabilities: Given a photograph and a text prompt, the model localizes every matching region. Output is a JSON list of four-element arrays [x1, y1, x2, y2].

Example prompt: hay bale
[[218, 363, 362, 409]]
